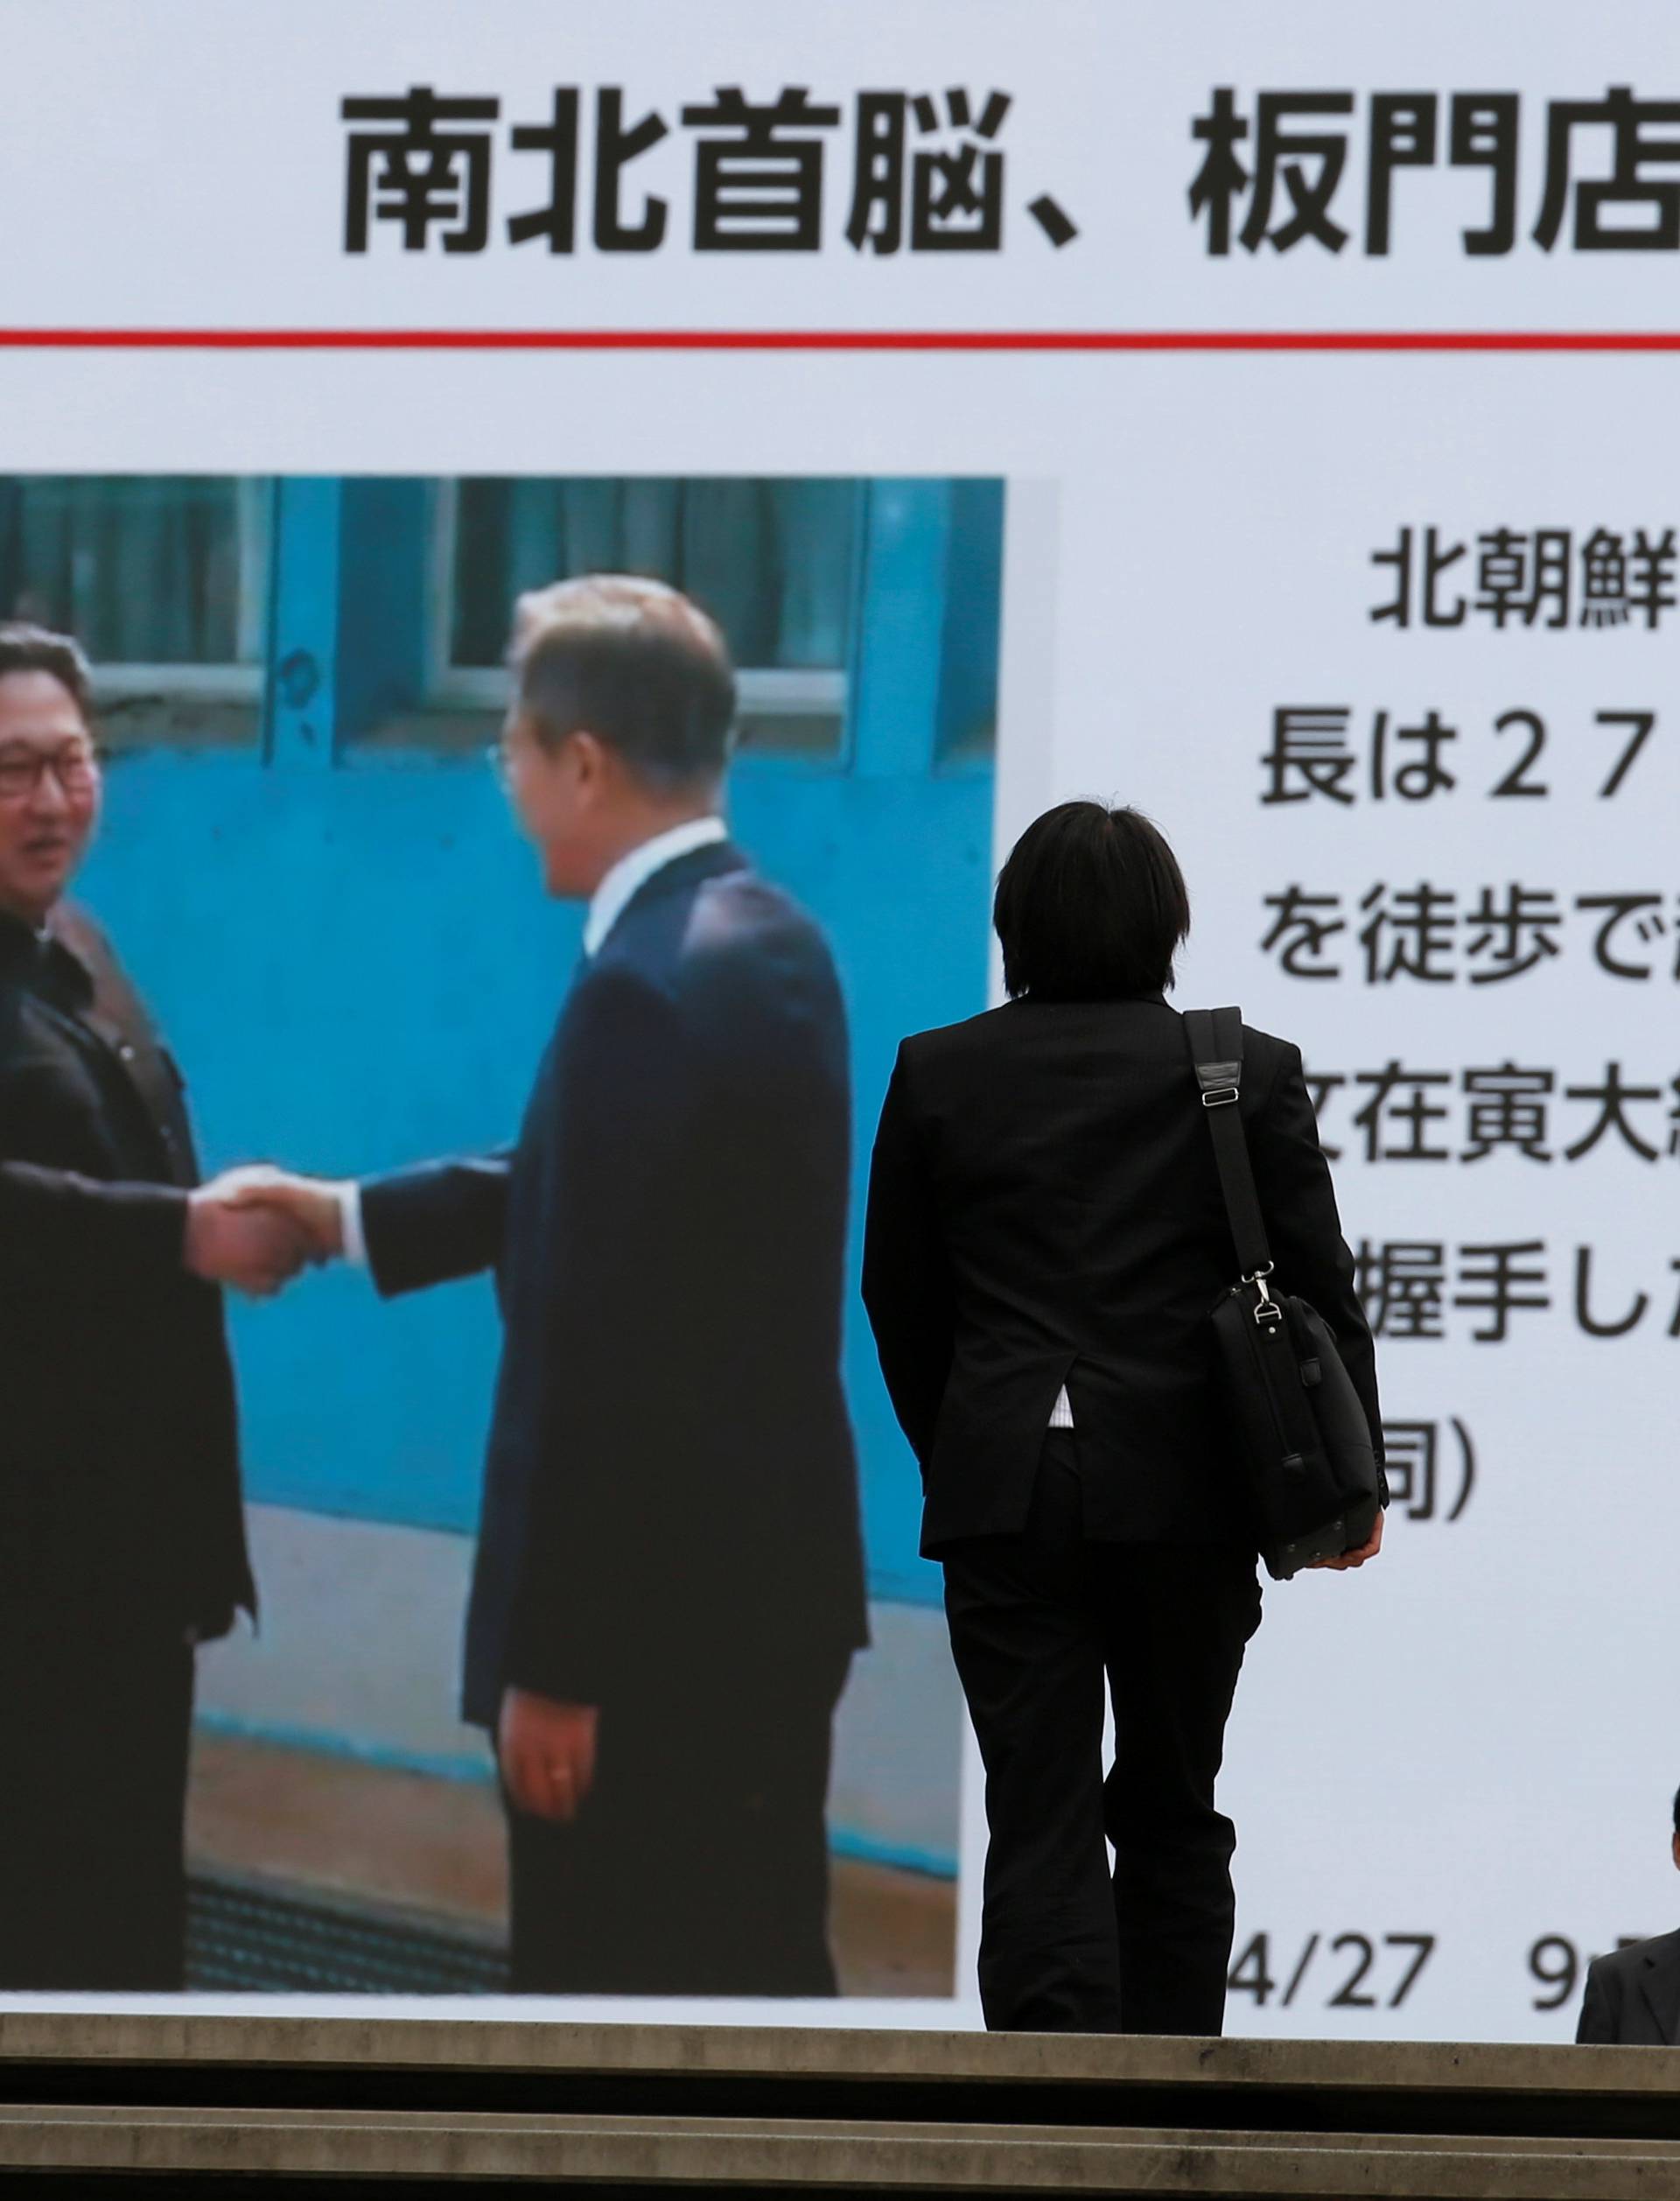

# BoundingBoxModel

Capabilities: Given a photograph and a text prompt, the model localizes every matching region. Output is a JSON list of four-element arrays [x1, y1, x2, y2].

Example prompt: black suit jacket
[[360, 842, 870, 1727], [1577, 1931, 1680, 2046], [863, 994, 1383, 1553], [0, 904, 254, 1633]]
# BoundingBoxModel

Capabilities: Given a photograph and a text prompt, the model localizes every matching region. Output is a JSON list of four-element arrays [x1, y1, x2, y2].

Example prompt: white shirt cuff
[[339, 1181, 368, 1267]]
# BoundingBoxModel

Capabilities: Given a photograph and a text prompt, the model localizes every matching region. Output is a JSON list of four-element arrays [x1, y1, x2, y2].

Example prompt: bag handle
[[1184, 1006, 1274, 1286]]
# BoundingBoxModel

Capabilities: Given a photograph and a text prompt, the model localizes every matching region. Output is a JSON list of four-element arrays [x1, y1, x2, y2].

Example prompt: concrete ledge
[[0, 2026, 1675, 2196], [0, 2013, 1676, 2100], [0, 2109, 1673, 2195]]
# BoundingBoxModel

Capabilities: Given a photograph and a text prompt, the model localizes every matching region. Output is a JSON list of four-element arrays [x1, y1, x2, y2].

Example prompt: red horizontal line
[[0, 326, 1674, 353]]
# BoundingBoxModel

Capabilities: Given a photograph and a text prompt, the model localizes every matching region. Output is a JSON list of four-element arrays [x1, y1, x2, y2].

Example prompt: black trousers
[[0, 1610, 194, 1991], [504, 1651, 851, 1996], [942, 1433, 1262, 2035]]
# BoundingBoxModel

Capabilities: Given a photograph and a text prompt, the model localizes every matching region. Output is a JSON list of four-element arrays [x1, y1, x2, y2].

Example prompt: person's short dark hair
[[510, 574, 736, 794], [993, 801, 1191, 1000], [0, 622, 95, 725], [1671, 1782, 1679, 1838]]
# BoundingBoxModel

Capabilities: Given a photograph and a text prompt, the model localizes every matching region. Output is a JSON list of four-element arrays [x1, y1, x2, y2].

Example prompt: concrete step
[[0, 2018, 1676, 2195], [3, 2017, 1676, 2135], [0, 2105, 1675, 2194]]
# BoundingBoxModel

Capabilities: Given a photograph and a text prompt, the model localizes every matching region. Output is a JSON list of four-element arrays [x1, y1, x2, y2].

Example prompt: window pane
[[0, 476, 270, 750], [450, 477, 858, 677], [934, 480, 1004, 768], [0, 476, 267, 669], [732, 707, 845, 761]]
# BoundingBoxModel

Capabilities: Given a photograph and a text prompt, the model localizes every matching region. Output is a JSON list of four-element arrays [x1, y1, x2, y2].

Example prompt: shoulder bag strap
[[1184, 1006, 1274, 1281]]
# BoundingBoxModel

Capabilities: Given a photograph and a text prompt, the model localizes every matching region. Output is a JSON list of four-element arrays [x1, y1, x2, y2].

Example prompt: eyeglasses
[[0, 743, 101, 803], [486, 739, 520, 791]]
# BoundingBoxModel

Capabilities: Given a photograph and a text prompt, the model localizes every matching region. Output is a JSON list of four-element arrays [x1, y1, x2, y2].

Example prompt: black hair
[[992, 800, 1191, 1000]]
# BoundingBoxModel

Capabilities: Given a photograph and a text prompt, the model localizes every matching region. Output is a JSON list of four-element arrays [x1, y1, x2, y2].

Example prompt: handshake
[[183, 1167, 350, 1298]]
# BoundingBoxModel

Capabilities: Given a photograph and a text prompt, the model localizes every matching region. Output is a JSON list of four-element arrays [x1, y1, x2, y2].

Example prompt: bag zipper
[[1234, 1284, 1300, 1466]]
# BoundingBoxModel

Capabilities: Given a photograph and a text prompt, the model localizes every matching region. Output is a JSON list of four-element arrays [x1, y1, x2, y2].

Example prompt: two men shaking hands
[[0, 578, 866, 1997]]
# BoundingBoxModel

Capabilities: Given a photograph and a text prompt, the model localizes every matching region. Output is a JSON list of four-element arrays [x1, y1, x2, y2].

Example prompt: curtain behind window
[[450, 478, 858, 672], [0, 476, 261, 666]]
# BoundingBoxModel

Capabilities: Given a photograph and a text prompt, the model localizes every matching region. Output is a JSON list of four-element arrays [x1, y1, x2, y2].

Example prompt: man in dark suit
[[240, 577, 869, 1994], [0, 623, 298, 1989], [1577, 1791, 1680, 2044], [863, 800, 1383, 2035]]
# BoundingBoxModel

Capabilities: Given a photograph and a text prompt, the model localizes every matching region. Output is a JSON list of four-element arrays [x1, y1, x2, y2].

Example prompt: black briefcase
[[1186, 1007, 1382, 1581]]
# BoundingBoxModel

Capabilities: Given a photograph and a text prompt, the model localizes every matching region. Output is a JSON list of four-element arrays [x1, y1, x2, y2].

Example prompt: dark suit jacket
[[359, 842, 870, 1727], [1577, 1930, 1680, 2046], [0, 903, 254, 1633], [862, 993, 1383, 1553]]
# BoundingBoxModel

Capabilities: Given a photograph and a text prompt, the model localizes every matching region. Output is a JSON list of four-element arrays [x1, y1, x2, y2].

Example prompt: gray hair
[[510, 574, 736, 792]]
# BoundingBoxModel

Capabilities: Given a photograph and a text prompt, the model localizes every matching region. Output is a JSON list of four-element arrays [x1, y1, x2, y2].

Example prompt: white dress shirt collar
[[583, 816, 729, 958]]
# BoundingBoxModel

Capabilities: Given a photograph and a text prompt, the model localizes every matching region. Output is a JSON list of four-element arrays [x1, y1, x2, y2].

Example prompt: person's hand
[[497, 1687, 599, 1823], [185, 1177, 313, 1297], [1310, 1509, 1385, 1572], [218, 1166, 348, 1263]]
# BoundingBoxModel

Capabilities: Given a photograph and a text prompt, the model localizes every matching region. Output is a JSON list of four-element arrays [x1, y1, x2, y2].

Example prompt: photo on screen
[[0, 471, 1005, 2000]]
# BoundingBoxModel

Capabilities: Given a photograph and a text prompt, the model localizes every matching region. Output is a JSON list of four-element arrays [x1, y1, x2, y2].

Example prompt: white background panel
[[2, 0, 1676, 2040]]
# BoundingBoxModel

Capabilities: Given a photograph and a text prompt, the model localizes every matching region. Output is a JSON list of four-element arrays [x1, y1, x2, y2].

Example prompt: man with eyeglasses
[[0, 620, 301, 1989]]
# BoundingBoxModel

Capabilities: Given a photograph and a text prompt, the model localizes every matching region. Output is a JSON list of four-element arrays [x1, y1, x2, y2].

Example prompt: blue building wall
[[78, 476, 1002, 1609]]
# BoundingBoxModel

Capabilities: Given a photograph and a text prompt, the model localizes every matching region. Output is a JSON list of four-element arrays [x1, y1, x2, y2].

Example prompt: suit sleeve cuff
[[130, 1181, 192, 1272], [502, 1651, 611, 1712], [339, 1181, 368, 1267]]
